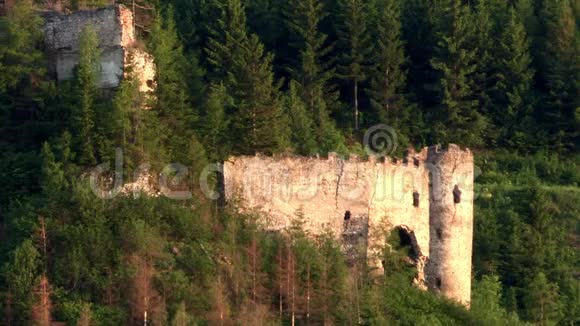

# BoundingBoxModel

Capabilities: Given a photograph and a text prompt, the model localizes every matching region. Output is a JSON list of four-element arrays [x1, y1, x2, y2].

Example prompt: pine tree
[[491, 8, 535, 149], [430, 0, 487, 146], [202, 83, 231, 161], [0, 0, 44, 92], [285, 0, 346, 153], [540, 0, 579, 152], [285, 80, 318, 155], [40, 142, 67, 197], [367, 0, 408, 137], [3, 240, 40, 323], [205, 0, 249, 81], [149, 6, 196, 162], [206, 0, 290, 155], [74, 25, 101, 165], [471, 0, 495, 122], [335, 0, 371, 130], [523, 272, 562, 324], [229, 34, 290, 154]]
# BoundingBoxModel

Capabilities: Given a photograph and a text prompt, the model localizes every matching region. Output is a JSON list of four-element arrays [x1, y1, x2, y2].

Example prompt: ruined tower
[[42, 5, 155, 94], [425, 145, 474, 306], [223, 145, 474, 305]]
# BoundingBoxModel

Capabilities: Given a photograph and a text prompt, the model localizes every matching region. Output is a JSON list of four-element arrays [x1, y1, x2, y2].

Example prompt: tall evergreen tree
[[149, 6, 198, 162], [335, 0, 371, 130], [202, 83, 231, 161], [523, 272, 562, 324], [471, 0, 495, 120], [367, 0, 409, 139], [539, 0, 579, 152], [285, 80, 318, 155], [74, 25, 101, 165], [229, 34, 290, 154], [285, 0, 346, 154], [205, 0, 249, 81], [206, 0, 290, 155], [430, 0, 487, 146], [491, 8, 535, 149]]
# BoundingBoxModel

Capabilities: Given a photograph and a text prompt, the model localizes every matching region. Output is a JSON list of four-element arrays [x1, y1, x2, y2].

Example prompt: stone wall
[[223, 145, 474, 305], [42, 5, 155, 94]]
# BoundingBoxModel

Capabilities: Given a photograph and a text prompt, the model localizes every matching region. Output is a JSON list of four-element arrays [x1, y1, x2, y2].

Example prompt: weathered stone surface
[[42, 5, 155, 94], [223, 145, 474, 305]]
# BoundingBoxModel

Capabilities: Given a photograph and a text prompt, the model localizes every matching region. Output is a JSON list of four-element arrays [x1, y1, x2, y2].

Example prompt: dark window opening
[[436, 228, 442, 240], [344, 210, 351, 221], [413, 158, 420, 167], [453, 185, 462, 204], [436, 278, 442, 289], [413, 191, 420, 207]]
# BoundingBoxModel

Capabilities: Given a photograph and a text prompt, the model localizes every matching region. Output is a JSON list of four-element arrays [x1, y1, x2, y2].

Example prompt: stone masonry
[[42, 5, 155, 93], [223, 145, 474, 306]]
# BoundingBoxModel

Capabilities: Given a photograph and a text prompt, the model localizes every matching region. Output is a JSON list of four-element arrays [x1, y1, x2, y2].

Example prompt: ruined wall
[[42, 5, 155, 94], [223, 145, 474, 305]]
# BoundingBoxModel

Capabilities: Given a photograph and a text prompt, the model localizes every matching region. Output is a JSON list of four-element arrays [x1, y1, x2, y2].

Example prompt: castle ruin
[[224, 145, 474, 306], [37, 5, 475, 307], [42, 5, 155, 94]]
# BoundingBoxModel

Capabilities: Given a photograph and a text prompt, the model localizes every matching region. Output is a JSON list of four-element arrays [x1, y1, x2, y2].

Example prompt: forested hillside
[[0, 0, 577, 324]]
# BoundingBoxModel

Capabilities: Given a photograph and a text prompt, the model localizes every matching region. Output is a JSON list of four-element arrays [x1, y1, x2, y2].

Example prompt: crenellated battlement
[[223, 144, 474, 306]]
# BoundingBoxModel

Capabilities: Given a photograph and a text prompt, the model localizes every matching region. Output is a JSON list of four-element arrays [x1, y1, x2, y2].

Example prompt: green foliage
[[74, 25, 101, 165], [285, 0, 346, 154], [0, 0, 579, 324], [2, 240, 40, 322], [0, 0, 44, 92], [285, 80, 318, 155], [491, 7, 536, 149], [367, 0, 411, 145], [471, 275, 524, 325], [474, 152, 579, 325], [430, 0, 488, 146], [539, 0, 579, 152], [150, 7, 197, 162], [335, 0, 371, 130]]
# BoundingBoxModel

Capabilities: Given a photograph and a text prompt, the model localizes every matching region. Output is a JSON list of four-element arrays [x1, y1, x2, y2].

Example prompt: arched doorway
[[383, 226, 426, 287]]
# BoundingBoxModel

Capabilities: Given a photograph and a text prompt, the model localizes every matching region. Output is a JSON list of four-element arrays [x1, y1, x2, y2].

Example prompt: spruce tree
[[430, 0, 487, 146], [149, 7, 197, 162], [229, 34, 290, 154], [202, 83, 231, 161], [75, 25, 101, 165], [367, 0, 408, 139], [523, 272, 562, 324], [0, 0, 44, 92], [471, 0, 495, 120], [540, 0, 579, 152], [285, 0, 346, 154], [335, 0, 371, 130], [491, 8, 535, 149], [206, 0, 290, 155], [205, 0, 249, 81], [285, 80, 318, 155]]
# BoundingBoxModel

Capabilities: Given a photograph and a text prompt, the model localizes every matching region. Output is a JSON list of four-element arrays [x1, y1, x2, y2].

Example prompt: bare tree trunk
[[354, 79, 359, 130]]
